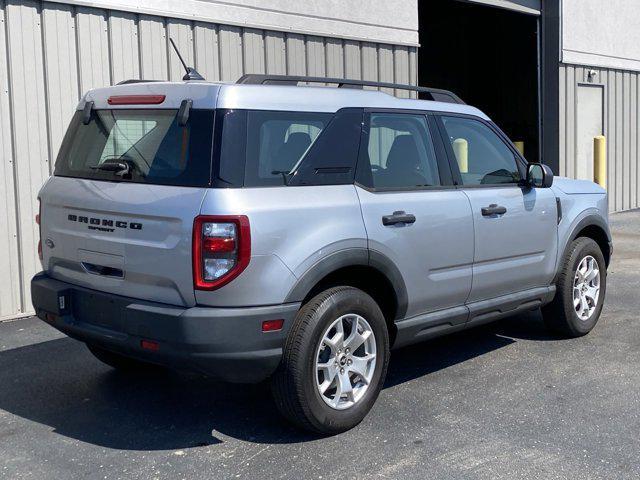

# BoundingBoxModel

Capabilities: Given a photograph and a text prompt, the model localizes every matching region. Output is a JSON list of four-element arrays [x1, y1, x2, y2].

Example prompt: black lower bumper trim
[[31, 272, 300, 383]]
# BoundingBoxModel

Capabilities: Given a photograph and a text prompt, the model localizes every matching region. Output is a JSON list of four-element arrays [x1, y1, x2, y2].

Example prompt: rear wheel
[[86, 344, 162, 371], [271, 287, 390, 434], [542, 237, 607, 337]]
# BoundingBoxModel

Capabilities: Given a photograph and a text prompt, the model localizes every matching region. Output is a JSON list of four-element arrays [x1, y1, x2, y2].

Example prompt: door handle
[[481, 204, 507, 216], [382, 211, 416, 226]]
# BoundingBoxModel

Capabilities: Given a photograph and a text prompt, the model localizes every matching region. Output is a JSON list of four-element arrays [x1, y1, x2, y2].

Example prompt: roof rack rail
[[116, 79, 162, 85], [236, 74, 465, 104]]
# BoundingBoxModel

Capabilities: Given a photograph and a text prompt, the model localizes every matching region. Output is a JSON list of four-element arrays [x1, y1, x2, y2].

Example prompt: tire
[[86, 344, 162, 372], [271, 286, 390, 435], [542, 237, 607, 337]]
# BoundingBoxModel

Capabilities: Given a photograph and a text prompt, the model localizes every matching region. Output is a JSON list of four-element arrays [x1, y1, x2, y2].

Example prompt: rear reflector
[[262, 319, 284, 332], [107, 95, 166, 105], [140, 339, 160, 352]]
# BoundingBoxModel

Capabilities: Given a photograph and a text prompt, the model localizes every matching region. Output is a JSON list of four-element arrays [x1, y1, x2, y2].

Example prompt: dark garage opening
[[419, 0, 540, 162]]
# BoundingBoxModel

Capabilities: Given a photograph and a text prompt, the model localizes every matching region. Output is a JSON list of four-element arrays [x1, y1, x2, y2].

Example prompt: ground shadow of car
[[0, 311, 555, 450]]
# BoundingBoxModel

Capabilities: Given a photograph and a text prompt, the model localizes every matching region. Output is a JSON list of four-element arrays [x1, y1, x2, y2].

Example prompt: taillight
[[36, 199, 42, 261], [193, 215, 250, 290]]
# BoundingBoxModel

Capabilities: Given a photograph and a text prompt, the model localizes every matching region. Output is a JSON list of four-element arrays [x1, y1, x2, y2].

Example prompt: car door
[[436, 114, 558, 304], [355, 111, 474, 321]]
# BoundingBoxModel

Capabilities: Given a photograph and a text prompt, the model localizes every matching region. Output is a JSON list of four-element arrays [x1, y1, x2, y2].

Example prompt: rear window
[[54, 109, 214, 187]]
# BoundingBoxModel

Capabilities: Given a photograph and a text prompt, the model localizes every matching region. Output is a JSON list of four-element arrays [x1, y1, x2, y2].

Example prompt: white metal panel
[[6, 0, 50, 317], [325, 38, 344, 78], [42, 2, 79, 169], [378, 44, 394, 95], [394, 46, 410, 98], [41, 0, 420, 46], [0, 0, 21, 320], [264, 30, 285, 75], [285, 33, 306, 76], [218, 25, 243, 81], [242, 28, 265, 75], [166, 19, 194, 81], [138, 14, 167, 80], [76, 7, 111, 90], [306, 36, 325, 78], [108, 10, 139, 84], [361, 42, 379, 83], [194, 22, 220, 81], [344, 40, 361, 80]]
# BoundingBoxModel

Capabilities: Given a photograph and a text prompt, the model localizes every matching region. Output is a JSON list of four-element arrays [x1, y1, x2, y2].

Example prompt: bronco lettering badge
[[67, 214, 142, 232]]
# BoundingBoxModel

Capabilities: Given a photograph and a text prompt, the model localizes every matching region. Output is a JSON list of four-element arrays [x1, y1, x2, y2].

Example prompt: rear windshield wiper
[[91, 162, 129, 173]]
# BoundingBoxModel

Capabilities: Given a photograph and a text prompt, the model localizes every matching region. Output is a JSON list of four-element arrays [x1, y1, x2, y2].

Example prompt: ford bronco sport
[[31, 73, 611, 434]]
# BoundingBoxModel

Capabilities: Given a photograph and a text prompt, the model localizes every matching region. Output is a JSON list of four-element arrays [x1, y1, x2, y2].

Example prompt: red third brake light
[[193, 215, 250, 291], [107, 94, 166, 105]]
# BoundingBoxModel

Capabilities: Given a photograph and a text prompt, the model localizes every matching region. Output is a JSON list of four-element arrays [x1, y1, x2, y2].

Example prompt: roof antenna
[[169, 38, 205, 81]]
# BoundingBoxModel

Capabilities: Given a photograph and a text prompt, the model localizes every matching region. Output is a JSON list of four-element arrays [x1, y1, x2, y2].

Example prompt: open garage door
[[419, 0, 540, 162]]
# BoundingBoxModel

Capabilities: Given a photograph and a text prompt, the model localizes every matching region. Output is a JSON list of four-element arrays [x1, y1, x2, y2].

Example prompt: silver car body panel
[[195, 185, 366, 307], [462, 185, 559, 303], [40, 176, 206, 307], [356, 186, 474, 319]]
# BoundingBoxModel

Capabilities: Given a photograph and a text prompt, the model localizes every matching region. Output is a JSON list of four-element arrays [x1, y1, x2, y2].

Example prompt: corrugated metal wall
[[559, 63, 639, 213], [0, 0, 417, 320]]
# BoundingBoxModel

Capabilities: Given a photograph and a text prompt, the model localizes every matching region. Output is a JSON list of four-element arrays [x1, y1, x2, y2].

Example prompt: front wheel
[[271, 287, 390, 435], [542, 237, 607, 337]]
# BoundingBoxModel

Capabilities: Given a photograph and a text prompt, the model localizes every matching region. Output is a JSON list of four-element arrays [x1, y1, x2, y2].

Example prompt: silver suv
[[32, 74, 611, 434]]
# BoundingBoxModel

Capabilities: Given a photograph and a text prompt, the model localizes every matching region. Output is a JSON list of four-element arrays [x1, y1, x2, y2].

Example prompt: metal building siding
[[0, 0, 417, 320], [0, 0, 22, 320], [559, 63, 640, 213]]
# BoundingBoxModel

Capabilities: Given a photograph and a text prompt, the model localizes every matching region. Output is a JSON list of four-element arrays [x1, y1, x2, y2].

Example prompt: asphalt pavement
[[1, 210, 639, 479]]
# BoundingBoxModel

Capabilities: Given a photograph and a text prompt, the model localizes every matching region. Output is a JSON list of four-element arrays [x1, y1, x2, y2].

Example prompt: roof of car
[[80, 81, 490, 120]]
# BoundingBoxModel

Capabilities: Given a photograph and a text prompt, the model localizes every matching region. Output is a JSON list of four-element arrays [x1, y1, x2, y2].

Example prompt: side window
[[440, 116, 521, 186], [364, 113, 440, 189], [244, 111, 332, 186]]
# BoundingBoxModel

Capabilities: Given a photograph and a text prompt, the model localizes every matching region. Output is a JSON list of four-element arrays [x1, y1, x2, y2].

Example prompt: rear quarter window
[[216, 108, 363, 187]]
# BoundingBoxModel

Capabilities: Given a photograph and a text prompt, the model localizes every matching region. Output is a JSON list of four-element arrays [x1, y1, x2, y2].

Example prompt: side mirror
[[526, 162, 553, 188]]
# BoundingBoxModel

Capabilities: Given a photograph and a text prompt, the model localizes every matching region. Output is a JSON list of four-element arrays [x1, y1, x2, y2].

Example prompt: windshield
[[54, 108, 214, 187]]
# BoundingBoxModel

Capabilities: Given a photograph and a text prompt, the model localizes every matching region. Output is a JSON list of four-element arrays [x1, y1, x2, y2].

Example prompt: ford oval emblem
[[45, 238, 55, 249]]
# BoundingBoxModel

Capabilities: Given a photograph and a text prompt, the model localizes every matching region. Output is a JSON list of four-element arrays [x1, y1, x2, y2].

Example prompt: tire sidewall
[[299, 288, 389, 432], [562, 238, 607, 335]]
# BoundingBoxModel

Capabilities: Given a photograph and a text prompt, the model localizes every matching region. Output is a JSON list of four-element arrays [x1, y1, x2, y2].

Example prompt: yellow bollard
[[513, 141, 524, 156], [452, 138, 468, 173], [594, 135, 606, 188]]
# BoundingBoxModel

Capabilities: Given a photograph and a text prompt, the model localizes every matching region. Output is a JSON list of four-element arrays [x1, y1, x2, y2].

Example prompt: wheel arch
[[284, 249, 408, 346], [556, 214, 612, 286], [568, 214, 612, 267]]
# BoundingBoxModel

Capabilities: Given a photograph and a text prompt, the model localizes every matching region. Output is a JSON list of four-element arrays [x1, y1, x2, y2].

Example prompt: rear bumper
[[31, 272, 300, 383]]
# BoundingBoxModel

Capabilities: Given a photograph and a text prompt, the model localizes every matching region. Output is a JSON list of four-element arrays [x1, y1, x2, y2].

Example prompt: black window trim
[[432, 112, 529, 190], [354, 108, 456, 193]]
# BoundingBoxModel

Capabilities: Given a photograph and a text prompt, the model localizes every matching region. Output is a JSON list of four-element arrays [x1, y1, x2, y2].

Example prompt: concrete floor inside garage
[[1, 209, 639, 479], [419, 0, 541, 162]]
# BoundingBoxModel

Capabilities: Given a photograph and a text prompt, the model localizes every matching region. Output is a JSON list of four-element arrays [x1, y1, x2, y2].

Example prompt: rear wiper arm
[[91, 162, 129, 175]]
